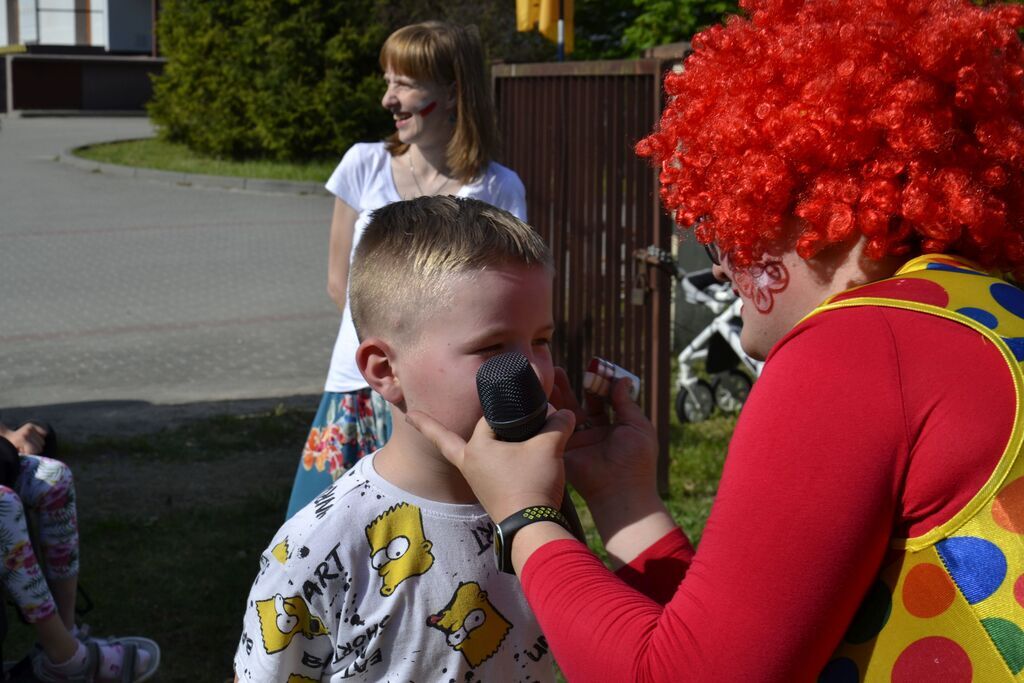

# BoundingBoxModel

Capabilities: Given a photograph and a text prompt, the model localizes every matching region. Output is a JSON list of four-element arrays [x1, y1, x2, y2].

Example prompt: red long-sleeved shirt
[[523, 303, 1015, 681]]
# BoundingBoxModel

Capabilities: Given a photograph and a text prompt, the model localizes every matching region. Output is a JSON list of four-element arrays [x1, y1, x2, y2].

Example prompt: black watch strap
[[494, 505, 572, 574]]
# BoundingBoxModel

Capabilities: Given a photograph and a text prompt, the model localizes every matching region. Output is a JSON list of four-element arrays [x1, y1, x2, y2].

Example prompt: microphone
[[476, 352, 586, 541]]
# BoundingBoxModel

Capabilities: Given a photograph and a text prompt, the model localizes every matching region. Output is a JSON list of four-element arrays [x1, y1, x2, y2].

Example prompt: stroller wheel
[[676, 380, 715, 423], [712, 370, 752, 413]]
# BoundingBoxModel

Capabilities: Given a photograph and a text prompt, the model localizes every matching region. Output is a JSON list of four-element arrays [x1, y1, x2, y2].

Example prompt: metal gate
[[493, 59, 676, 492]]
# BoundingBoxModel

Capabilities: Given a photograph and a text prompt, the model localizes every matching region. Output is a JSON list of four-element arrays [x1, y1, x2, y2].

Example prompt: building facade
[[1, 0, 154, 54]]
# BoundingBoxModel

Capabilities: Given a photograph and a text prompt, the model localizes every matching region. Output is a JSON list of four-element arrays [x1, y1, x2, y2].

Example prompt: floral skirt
[[285, 388, 391, 519]]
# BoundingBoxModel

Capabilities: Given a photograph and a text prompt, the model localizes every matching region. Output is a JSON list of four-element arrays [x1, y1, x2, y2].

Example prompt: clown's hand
[[549, 368, 673, 566], [549, 368, 659, 507]]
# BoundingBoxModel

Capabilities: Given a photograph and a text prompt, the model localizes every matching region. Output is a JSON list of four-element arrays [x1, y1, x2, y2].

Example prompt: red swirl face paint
[[731, 261, 790, 313], [418, 101, 438, 117]]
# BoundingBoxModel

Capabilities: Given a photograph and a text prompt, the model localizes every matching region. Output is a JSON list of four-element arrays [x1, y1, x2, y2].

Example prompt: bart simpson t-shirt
[[234, 452, 554, 682]]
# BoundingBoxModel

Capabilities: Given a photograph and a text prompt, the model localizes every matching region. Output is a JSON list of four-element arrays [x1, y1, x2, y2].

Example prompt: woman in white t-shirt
[[286, 21, 527, 518]]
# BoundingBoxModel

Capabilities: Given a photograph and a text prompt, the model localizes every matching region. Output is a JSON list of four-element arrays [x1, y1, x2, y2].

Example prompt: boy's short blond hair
[[349, 196, 552, 344]]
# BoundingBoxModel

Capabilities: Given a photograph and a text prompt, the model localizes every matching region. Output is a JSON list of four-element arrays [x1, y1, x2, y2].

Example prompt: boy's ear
[[356, 336, 403, 405]]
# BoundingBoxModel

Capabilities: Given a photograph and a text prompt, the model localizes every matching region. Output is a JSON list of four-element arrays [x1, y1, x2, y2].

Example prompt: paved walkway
[[0, 117, 340, 435]]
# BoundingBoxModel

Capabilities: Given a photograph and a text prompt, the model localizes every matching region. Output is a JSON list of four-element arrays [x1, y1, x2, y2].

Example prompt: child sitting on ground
[[234, 196, 560, 681], [0, 421, 159, 682]]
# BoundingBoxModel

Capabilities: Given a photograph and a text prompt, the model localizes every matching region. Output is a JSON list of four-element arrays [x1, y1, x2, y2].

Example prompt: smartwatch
[[493, 505, 573, 574]]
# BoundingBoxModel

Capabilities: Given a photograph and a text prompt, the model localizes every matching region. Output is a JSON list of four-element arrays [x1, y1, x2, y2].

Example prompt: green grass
[[4, 399, 734, 682], [665, 412, 735, 544], [74, 138, 337, 183]]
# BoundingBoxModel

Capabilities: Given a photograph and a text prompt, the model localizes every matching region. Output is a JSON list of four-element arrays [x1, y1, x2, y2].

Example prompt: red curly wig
[[636, 0, 1024, 276]]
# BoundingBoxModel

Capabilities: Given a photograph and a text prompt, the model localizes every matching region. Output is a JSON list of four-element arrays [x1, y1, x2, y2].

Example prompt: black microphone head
[[476, 352, 549, 442]]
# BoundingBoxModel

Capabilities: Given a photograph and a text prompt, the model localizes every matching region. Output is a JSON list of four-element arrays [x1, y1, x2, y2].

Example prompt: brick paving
[[0, 117, 340, 434]]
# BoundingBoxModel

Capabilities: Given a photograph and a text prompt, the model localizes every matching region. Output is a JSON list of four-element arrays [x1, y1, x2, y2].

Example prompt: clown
[[407, 1, 1024, 680]]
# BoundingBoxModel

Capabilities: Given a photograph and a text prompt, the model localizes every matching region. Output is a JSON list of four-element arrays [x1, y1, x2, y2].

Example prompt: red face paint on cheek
[[418, 101, 438, 117], [731, 261, 789, 313]]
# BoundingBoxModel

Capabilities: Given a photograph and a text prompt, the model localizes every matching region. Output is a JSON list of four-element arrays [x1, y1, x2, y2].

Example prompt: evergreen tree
[[149, 0, 389, 161]]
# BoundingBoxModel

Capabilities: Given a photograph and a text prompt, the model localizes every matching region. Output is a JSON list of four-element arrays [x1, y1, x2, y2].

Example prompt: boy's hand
[[405, 408, 576, 524], [0, 422, 47, 455]]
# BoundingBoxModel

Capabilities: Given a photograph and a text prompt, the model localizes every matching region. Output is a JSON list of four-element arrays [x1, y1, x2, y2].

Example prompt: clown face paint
[[715, 255, 793, 360], [729, 260, 790, 314], [418, 101, 438, 117]]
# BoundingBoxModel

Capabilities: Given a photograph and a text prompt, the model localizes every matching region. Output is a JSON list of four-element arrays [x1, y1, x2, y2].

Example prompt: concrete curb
[[58, 139, 330, 197]]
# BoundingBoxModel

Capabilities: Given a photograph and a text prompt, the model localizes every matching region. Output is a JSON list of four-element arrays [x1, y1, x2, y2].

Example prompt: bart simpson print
[[271, 538, 289, 565], [365, 503, 434, 597], [255, 593, 329, 654], [427, 582, 512, 667]]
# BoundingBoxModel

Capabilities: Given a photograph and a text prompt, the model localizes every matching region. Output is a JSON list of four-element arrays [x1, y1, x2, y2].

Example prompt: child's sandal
[[117, 642, 136, 683], [22, 636, 160, 683], [92, 637, 160, 683], [28, 640, 100, 682]]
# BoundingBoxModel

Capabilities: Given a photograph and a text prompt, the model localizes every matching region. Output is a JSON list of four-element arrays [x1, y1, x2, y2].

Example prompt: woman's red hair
[[636, 0, 1024, 276]]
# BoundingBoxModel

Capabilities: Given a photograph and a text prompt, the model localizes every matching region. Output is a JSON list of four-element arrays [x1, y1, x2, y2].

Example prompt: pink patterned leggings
[[0, 455, 79, 623]]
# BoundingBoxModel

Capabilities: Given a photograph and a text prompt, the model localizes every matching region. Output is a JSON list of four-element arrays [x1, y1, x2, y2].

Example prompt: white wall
[[18, 0, 36, 43], [92, 0, 106, 48], [9, 0, 109, 47], [67, 0, 109, 48], [44, 0, 76, 45]]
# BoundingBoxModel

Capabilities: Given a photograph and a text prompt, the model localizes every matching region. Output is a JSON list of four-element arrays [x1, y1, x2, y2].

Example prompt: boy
[[235, 196, 557, 682]]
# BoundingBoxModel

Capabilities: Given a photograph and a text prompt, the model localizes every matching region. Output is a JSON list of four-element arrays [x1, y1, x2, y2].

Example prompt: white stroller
[[675, 268, 763, 422]]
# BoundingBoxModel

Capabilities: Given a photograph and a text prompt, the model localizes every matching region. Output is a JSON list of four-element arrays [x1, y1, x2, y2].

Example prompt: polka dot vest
[[812, 254, 1024, 682]]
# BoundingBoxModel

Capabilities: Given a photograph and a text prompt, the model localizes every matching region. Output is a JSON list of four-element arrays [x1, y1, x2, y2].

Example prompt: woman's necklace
[[408, 152, 454, 198]]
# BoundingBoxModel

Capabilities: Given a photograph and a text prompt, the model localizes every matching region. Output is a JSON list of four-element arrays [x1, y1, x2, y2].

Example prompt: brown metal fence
[[493, 59, 677, 492]]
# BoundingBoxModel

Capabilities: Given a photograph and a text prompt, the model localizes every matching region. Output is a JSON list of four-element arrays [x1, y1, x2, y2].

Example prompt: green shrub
[[149, 0, 391, 162]]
